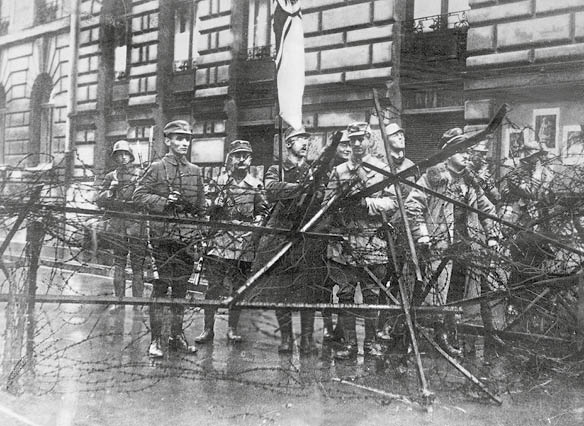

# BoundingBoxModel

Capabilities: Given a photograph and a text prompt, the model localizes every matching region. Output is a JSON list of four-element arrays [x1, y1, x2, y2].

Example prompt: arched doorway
[[29, 73, 53, 166]]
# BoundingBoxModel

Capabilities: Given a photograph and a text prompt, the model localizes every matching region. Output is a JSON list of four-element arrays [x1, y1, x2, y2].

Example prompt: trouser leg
[[112, 244, 128, 298], [170, 280, 187, 337], [113, 265, 126, 298], [276, 309, 293, 353], [150, 279, 167, 339], [129, 239, 145, 298], [299, 310, 317, 354]]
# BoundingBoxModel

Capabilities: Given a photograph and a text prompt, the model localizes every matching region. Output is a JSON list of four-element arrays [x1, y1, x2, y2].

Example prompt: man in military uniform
[[404, 128, 501, 357], [96, 140, 145, 307], [376, 123, 417, 342], [195, 140, 269, 344], [320, 130, 351, 341], [249, 126, 319, 354], [133, 120, 206, 358], [324, 122, 398, 359], [467, 138, 500, 204]]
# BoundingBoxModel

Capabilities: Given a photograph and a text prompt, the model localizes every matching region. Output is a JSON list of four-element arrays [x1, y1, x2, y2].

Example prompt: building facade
[[465, 0, 584, 170], [0, 0, 582, 186]]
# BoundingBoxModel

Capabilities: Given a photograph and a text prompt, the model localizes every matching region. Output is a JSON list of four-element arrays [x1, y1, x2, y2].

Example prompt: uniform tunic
[[404, 163, 499, 304], [96, 164, 144, 247], [246, 158, 318, 303], [204, 171, 270, 301], [133, 153, 206, 337]]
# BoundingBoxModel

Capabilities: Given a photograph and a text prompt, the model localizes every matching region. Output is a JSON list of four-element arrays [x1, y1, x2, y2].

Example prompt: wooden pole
[[419, 328, 503, 405], [372, 88, 432, 402]]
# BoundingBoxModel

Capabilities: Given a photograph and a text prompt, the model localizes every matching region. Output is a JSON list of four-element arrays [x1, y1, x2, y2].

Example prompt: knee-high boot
[[227, 309, 243, 342], [195, 309, 215, 343], [300, 311, 317, 354], [113, 265, 125, 298], [322, 311, 334, 340], [276, 310, 293, 353], [434, 314, 462, 358], [334, 313, 357, 359]]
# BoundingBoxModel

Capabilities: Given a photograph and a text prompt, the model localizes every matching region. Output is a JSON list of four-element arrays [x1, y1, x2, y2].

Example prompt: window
[[126, 125, 153, 165], [247, 0, 275, 59], [35, 0, 60, 25], [30, 74, 53, 166], [132, 12, 158, 33], [174, 1, 200, 72], [132, 44, 157, 64], [0, 17, 8, 36], [114, 17, 129, 80]]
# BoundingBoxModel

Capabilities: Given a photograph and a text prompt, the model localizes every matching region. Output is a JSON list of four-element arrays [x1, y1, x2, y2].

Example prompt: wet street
[[0, 266, 584, 426]]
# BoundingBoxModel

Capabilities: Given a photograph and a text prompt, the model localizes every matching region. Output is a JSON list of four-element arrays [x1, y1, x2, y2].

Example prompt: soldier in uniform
[[133, 120, 206, 358], [248, 126, 319, 354], [320, 130, 351, 341], [467, 138, 500, 205], [324, 122, 398, 359], [404, 128, 501, 357], [96, 140, 145, 307], [376, 123, 416, 342], [195, 140, 269, 344]]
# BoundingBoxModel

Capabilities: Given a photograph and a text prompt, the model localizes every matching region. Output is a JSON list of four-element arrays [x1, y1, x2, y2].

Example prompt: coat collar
[[163, 153, 189, 166], [346, 154, 375, 172], [230, 173, 260, 188], [282, 157, 308, 172]]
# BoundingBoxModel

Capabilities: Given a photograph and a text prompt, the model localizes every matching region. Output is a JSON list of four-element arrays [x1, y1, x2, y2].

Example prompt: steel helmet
[[112, 140, 135, 161]]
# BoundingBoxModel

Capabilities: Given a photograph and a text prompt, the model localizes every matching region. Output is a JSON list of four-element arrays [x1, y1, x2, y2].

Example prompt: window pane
[[114, 45, 127, 77], [448, 0, 469, 13], [248, 0, 271, 48], [414, 0, 441, 19], [174, 31, 190, 62]]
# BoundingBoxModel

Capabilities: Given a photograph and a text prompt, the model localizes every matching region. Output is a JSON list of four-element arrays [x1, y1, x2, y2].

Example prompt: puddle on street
[[0, 301, 583, 426]]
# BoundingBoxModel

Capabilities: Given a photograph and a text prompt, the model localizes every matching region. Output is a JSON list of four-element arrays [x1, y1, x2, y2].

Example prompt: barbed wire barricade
[[1, 110, 584, 406]]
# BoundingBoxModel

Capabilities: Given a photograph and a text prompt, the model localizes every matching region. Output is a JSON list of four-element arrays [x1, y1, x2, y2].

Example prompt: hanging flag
[[273, 0, 305, 130]]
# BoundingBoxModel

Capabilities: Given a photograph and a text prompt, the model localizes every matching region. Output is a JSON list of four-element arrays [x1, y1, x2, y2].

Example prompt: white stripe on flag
[[273, 0, 305, 130]]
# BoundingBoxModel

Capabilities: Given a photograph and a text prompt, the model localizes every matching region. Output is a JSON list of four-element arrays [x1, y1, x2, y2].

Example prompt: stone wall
[[466, 0, 584, 84]]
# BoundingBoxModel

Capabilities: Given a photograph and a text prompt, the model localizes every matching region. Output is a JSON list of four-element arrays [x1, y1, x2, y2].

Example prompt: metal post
[[25, 221, 45, 373], [64, 0, 81, 185]]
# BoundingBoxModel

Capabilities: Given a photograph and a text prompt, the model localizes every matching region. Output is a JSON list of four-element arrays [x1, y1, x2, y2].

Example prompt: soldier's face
[[229, 152, 252, 171], [165, 133, 191, 157], [287, 136, 308, 158], [387, 131, 405, 164], [336, 141, 351, 160], [387, 131, 405, 150], [448, 150, 470, 172], [114, 151, 132, 165], [349, 135, 370, 157]]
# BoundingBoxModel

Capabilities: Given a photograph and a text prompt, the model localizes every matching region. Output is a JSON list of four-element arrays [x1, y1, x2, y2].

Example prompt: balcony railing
[[407, 10, 469, 34], [0, 17, 9, 36], [245, 45, 276, 61], [173, 59, 196, 72], [403, 10, 469, 61], [36, 1, 59, 25]]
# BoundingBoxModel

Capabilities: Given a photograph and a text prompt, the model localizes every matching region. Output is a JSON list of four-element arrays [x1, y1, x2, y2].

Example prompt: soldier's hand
[[416, 236, 432, 258], [168, 191, 181, 203], [487, 238, 499, 250]]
